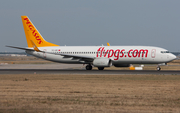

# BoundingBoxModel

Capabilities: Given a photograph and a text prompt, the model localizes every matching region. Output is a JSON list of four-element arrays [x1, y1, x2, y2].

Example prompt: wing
[[46, 52, 95, 62]]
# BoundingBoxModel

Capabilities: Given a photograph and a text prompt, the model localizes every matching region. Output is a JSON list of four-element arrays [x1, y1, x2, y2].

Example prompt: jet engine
[[93, 58, 112, 67]]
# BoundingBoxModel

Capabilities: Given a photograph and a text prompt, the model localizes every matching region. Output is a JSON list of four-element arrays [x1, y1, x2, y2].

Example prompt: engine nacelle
[[114, 64, 130, 67], [93, 58, 112, 67]]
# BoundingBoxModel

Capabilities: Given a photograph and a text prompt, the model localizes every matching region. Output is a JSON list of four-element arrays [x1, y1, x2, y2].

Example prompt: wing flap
[[50, 52, 94, 58], [46, 52, 94, 62]]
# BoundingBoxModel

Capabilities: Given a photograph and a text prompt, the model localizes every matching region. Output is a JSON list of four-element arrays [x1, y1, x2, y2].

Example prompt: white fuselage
[[26, 46, 176, 65]]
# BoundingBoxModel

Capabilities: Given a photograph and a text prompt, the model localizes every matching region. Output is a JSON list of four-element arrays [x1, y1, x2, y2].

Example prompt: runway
[[0, 63, 180, 75], [0, 69, 180, 75]]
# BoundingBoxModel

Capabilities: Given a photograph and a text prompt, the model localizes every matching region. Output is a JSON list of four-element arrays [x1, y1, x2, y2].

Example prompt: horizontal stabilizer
[[6, 45, 34, 51]]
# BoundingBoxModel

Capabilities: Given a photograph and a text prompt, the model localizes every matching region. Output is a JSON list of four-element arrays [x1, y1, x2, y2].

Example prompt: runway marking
[[0, 69, 180, 75]]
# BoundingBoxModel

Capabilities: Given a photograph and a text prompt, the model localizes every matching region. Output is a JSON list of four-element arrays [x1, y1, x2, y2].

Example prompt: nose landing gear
[[157, 66, 161, 71]]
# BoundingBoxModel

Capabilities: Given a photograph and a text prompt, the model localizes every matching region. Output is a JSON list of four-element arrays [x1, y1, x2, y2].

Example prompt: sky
[[1, 0, 180, 52]]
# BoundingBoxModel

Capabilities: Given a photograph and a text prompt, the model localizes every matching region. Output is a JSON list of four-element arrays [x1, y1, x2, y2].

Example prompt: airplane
[[6, 16, 176, 71]]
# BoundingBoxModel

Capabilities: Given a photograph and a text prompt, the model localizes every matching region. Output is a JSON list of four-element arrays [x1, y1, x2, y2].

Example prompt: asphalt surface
[[0, 69, 180, 75], [0, 64, 180, 75]]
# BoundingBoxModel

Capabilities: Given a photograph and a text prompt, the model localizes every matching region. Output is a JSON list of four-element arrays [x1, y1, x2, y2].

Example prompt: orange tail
[[21, 16, 59, 47]]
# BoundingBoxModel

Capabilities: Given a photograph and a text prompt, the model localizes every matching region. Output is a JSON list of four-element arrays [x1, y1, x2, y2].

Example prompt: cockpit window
[[161, 51, 169, 53]]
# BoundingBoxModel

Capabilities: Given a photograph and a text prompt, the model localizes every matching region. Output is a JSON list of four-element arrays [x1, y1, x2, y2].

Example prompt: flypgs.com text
[[97, 47, 148, 60]]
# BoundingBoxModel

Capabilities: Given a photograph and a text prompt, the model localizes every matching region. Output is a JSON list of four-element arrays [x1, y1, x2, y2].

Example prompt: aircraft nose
[[170, 53, 176, 60]]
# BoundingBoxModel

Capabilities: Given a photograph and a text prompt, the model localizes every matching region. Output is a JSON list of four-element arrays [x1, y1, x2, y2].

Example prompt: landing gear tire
[[157, 67, 161, 71], [86, 65, 92, 70], [98, 67, 104, 70]]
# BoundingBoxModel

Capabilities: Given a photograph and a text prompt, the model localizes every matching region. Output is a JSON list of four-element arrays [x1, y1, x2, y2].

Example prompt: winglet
[[107, 42, 110, 46]]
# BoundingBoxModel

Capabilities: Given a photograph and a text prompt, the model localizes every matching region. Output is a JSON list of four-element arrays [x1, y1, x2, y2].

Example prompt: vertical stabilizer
[[21, 16, 59, 47]]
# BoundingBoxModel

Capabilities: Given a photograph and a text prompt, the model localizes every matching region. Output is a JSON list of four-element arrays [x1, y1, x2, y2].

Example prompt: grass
[[0, 74, 180, 112], [0, 56, 53, 64], [0, 56, 180, 112]]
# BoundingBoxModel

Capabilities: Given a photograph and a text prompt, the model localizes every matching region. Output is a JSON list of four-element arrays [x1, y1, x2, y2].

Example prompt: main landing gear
[[86, 64, 92, 70], [85, 64, 105, 70], [157, 66, 161, 71], [98, 67, 104, 70]]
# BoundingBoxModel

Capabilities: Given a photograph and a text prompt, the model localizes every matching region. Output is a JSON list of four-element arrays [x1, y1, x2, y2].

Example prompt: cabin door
[[151, 49, 156, 58]]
